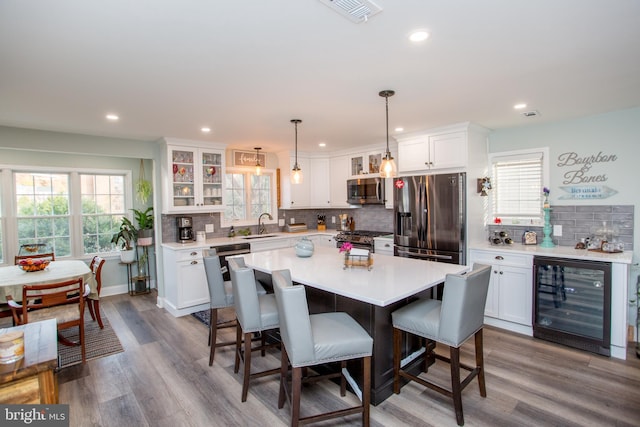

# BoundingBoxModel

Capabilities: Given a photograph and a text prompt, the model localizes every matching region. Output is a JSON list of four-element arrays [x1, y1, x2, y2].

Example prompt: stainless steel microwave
[[347, 178, 385, 205]]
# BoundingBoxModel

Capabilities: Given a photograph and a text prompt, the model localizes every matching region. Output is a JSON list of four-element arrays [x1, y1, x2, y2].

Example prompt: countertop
[[161, 230, 338, 250], [469, 242, 633, 264], [242, 245, 468, 306]]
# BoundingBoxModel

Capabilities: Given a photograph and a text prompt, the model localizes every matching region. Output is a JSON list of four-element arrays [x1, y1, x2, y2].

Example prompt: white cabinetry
[[250, 238, 293, 252], [349, 151, 384, 178], [308, 234, 336, 248], [398, 131, 466, 172], [277, 152, 331, 209], [162, 246, 209, 316], [374, 237, 394, 255], [469, 249, 533, 335], [330, 155, 350, 208], [161, 138, 226, 214], [309, 158, 330, 208]]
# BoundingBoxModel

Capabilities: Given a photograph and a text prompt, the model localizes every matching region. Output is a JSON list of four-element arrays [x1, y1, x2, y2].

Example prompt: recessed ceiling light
[[105, 114, 119, 121], [513, 103, 527, 110], [318, 142, 326, 148], [201, 127, 211, 133], [394, 127, 404, 132], [409, 30, 430, 42]]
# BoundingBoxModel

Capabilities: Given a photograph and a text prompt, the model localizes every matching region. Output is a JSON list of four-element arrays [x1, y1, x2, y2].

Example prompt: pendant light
[[254, 147, 262, 176], [291, 119, 303, 184], [379, 90, 397, 178]]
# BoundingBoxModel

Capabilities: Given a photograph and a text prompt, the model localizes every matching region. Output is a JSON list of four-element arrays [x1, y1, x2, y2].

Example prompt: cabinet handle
[[499, 271, 503, 275], [493, 270, 498, 274], [495, 255, 504, 260], [191, 260, 198, 265], [190, 251, 198, 256]]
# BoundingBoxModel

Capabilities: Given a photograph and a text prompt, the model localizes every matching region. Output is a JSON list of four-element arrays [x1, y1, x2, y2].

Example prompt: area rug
[[57, 314, 124, 368], [191, 308, 235, 327]]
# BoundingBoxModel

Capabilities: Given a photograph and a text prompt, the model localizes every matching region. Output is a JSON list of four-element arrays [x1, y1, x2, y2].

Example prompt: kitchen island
[[241, 246, 469, 405]]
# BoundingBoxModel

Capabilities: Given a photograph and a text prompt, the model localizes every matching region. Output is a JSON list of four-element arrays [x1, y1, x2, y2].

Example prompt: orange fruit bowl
[[18, 259, 50, 272]]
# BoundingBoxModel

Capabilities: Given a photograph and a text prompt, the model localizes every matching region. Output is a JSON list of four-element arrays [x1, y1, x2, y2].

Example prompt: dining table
[[0, 260, 94, 303]]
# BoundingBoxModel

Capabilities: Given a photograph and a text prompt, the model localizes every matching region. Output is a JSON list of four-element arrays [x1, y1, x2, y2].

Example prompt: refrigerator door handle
[[397, 249, 453, 261]]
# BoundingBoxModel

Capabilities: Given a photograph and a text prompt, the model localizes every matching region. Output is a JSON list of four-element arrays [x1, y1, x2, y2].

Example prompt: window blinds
[[492, 152, 544, 219]]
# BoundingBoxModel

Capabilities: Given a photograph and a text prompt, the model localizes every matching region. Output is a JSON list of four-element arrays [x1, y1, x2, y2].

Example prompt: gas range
[[335, 230, 391, 251]]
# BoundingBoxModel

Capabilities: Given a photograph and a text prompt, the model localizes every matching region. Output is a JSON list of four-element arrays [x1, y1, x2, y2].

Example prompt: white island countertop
[[241, 246, 468, 307]]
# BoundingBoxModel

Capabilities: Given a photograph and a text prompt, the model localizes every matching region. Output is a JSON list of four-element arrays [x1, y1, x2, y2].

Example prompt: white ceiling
[[1, 0, 639, 154]]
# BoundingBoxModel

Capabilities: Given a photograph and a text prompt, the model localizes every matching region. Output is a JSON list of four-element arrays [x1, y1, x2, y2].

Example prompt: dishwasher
[[211, 243, 251, 281]]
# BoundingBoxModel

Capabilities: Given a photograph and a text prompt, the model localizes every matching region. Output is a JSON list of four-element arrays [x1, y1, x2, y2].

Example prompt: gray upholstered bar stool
[[228, 257, 280, 402], [272, 269, 373, 427], [202, 249, 266, 366], [391, 263, 491, 426]]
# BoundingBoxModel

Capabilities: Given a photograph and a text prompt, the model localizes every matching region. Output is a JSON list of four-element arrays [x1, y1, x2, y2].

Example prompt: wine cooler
[[533, 256, 611, 356]]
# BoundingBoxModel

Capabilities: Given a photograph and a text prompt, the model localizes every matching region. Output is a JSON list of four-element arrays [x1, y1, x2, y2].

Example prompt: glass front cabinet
[[161, 139, 226, 213]]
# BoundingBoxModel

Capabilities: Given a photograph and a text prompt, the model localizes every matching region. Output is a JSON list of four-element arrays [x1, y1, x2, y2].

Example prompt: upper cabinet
[[330, 155, 350, 208], [349, 150, 384, 178], [160, 138, 226, 214], [397, 122, 489, 174], [277, 151, 330, 209]]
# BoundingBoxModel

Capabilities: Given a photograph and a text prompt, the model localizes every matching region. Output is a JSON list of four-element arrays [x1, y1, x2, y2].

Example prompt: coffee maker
[[176, 216, 194, 243]]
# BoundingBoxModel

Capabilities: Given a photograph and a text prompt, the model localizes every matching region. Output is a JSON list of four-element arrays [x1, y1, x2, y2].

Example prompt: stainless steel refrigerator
[[394, 173, 466, 264]]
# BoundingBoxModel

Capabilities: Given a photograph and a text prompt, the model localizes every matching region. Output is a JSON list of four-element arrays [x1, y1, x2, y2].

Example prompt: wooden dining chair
[[86, 256, 106, 329], [6, 277, 89, 364], [15, 252, 55, 264]]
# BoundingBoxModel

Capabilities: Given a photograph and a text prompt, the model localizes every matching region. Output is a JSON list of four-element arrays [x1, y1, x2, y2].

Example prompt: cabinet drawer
[[175, 249, 204, 262], [470, 250, 532, 268]]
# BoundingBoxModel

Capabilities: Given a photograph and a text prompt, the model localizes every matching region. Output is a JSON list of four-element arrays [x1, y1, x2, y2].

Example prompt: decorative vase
[[295, 237, 314, 257], [539, 207, 555, 248]]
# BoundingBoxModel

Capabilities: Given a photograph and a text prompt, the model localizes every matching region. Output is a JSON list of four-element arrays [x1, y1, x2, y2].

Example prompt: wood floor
[[37, 292, 640, 426]]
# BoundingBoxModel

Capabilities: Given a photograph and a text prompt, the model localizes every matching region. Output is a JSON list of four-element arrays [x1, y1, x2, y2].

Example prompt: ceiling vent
[[317, 0, 382, 23], [522, 110, 541, 118]]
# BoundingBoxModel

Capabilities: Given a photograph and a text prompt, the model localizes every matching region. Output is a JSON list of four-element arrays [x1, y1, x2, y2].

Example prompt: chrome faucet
[[258, 212, 273, 234]]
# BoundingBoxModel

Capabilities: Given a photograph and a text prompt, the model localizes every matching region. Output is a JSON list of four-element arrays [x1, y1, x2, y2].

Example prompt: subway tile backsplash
[[487, 205, 634, 250]]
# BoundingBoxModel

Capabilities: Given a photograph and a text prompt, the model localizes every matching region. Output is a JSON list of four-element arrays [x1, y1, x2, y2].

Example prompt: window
[[2, 167, 131, 263], [222, 168, 276, 227], [15, 172, 71, 256], [490, 148, 549, 225], [81, 174, 127, 254]]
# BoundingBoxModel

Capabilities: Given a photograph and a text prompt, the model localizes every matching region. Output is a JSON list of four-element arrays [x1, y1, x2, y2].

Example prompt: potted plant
[[111, 217, 137, 263], [132, 207, 154, 246]]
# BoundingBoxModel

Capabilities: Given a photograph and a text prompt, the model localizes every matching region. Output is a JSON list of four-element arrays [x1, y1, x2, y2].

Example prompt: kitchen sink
[[238, 234, 277, 240]]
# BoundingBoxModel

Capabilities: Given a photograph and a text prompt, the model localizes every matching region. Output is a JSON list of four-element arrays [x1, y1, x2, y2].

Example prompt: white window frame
[[220, 167, 278, 229], [0, 165, 132, 265], [488, 147, 549, 226]]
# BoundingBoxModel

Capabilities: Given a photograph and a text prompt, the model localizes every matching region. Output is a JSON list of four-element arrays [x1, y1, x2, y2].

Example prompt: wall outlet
[[278, 218, 284, 226], [290, 217, 295, 224], [553, 224, 562, 236], [332, 216, 336, 224], [205, 223, 214, 233]]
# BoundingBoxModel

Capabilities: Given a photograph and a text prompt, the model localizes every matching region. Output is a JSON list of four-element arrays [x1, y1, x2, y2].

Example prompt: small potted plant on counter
[[111, 217, 136, 263]]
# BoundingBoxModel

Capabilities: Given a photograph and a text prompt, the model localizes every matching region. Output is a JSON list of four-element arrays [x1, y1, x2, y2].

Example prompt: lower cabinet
[[469, 249, 533, 334], [162, 246, 209, 316], [374, 237, 394, 255]]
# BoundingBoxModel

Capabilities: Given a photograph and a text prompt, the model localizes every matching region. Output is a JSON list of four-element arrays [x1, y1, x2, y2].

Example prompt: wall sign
[[233, 150, 266, 167], [558, 185, 618, 200], [555, 151, 618, 199]]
